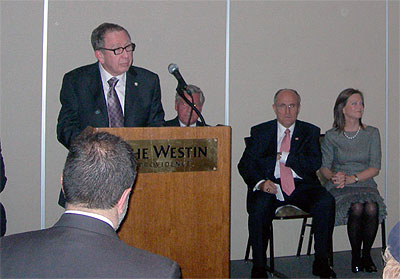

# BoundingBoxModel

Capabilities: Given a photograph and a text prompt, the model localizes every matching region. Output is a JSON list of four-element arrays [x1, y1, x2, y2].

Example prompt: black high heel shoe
[[351, 256, 363, 273], [362, 256, 378, 273]]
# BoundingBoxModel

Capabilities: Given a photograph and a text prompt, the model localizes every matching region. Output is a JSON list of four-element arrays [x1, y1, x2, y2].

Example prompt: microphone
[[168, 63, 189, 93]]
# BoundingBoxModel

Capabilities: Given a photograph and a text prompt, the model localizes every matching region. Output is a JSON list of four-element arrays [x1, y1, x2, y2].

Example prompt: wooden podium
[[95, 126, 231, 278]]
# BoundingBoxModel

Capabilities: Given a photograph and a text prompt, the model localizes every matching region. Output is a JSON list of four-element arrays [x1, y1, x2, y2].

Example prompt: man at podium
[[57, 22, 165, 150], [166, 84, 207, 127]]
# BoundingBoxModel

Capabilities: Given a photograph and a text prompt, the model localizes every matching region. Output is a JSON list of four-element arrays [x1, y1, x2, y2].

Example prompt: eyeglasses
[[182, 102, 199, 108], [98, 43, 136, 55], [275, 104, 298, 110]]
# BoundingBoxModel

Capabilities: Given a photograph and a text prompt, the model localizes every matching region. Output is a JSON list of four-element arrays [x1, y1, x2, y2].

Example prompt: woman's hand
[[345, 174, 358, 185], [332, 172, 346, 188]]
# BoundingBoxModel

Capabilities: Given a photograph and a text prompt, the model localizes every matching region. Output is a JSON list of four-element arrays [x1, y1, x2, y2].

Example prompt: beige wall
[[0, 0, 398, 261], [230, 0, 399, 258]]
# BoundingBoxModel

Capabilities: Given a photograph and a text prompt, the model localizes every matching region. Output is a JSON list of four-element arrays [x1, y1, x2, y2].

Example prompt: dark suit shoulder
[[1, 215, 181, 278], [165, 117, 179, 127], [250, 120, 276, 134], [64, 62, 98, 78], [130, 65, 159, 78], [295, 120, 321, 133]]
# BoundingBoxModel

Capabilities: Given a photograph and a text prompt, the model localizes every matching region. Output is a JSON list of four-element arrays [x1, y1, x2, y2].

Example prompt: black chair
[[244, 205, 314, 277], [242, 136, 314, 277]]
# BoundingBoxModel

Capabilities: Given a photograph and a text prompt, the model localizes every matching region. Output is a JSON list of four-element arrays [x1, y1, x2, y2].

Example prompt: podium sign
[[94, 126, 231, 278], [127, 138, 218, 173]]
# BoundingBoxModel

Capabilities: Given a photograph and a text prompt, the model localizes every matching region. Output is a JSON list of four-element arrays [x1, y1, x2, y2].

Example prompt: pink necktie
[[280, 129, 295, 195]]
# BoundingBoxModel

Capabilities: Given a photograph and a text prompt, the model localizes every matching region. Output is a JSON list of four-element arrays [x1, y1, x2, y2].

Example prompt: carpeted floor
[[230, 248, 384, 278]]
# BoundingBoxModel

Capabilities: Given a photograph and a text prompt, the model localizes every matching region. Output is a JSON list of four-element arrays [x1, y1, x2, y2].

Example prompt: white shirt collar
[[98, 63, 126, 114], [277, 121, 295, 140], [98, 63, 126, 86], [178, 119, 197, 127], [65, 210, 115, 230]]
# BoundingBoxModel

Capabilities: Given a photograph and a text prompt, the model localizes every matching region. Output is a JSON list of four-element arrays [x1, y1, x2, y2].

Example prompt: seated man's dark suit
[[165, 116, 206, 127], [1, 213, 181, 278], [0, 142, 6, 236], [57, 62, 166, 150], [238, 119, 335, 269]]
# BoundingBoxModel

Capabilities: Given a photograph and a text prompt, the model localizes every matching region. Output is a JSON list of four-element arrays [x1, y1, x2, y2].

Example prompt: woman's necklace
[[343, 125, 361, 140]]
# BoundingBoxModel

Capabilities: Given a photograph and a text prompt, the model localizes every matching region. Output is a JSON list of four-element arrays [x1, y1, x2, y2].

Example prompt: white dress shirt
[[254, 122, 301, 191], [99, 63, 126, 114]]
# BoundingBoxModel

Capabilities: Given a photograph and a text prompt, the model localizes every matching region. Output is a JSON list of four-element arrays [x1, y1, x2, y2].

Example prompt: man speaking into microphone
[[57, 22, 166, 150], [56, 22, 166, 208]]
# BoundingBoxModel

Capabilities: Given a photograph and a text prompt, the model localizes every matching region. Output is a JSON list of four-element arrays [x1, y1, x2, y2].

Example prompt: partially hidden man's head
[[175, 85, 205, 126], [62, 131, 137, 210], [272, 88, 301, 128], [91, 23, 134, 76]]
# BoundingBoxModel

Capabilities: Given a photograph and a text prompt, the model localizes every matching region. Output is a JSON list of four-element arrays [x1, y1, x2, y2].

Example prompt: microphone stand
[[176, 86, 207, 126]]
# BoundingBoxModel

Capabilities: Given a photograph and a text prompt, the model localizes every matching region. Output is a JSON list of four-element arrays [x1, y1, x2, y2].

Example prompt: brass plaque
[[127, 138, 218, 173]]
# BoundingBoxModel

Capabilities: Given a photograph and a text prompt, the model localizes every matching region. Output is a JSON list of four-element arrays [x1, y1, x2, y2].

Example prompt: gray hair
[[175, 84, 205, 104], [91, 23, 131, 50]]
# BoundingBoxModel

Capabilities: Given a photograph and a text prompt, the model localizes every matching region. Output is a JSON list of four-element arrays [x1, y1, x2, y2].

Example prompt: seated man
[[238, 89, 336, 278], [1, 132, 181, 278], [166, 84, 206, 127]]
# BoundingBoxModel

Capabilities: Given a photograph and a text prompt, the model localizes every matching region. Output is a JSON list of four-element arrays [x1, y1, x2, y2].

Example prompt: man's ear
[[60, 174, 65, 194], [117, 188, 132, 212], [272, 103, 277, 114], [94, 50, 104, 64]]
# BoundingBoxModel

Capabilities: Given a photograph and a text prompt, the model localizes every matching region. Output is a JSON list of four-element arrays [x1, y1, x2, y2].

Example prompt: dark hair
[[91, 23, 131, 50], [333, 88, 364, 131], [273, 88, 301, 104], [62, 131, 137, 209]]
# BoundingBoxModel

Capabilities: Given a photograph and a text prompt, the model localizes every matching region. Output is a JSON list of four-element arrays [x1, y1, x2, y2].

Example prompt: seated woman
[[320, 88, 386, 273]]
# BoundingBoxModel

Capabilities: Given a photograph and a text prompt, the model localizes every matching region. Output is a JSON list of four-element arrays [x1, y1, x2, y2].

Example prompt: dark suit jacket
[[0, 142, 6, 193], [0, 141, 6, 236], [238, 119, 322, 212], [165, 116, 206, 127], [1, 213, 181, 278], [57, 62, 166, 149]]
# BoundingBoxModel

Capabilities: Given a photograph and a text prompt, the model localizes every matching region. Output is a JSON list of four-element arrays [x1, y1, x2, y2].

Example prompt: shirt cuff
[[254, 180, 265, 191]]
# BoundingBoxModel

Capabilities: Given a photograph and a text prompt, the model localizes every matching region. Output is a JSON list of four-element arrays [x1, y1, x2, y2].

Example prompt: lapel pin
[[295, 137, 299, 141], [134, 82, 138, 86]]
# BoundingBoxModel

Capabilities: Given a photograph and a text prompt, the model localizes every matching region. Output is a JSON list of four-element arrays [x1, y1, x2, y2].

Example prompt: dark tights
[[347, 202, 379, 259]]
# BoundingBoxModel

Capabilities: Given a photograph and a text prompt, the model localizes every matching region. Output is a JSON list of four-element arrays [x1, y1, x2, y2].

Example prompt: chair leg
[[328, 234, 334, 267], [307, 220, 313, 256], [381, 219, 386, 253], [297, 217, 308, 256], [245, 237, 251, 262], [269, 222, 275, 274]]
